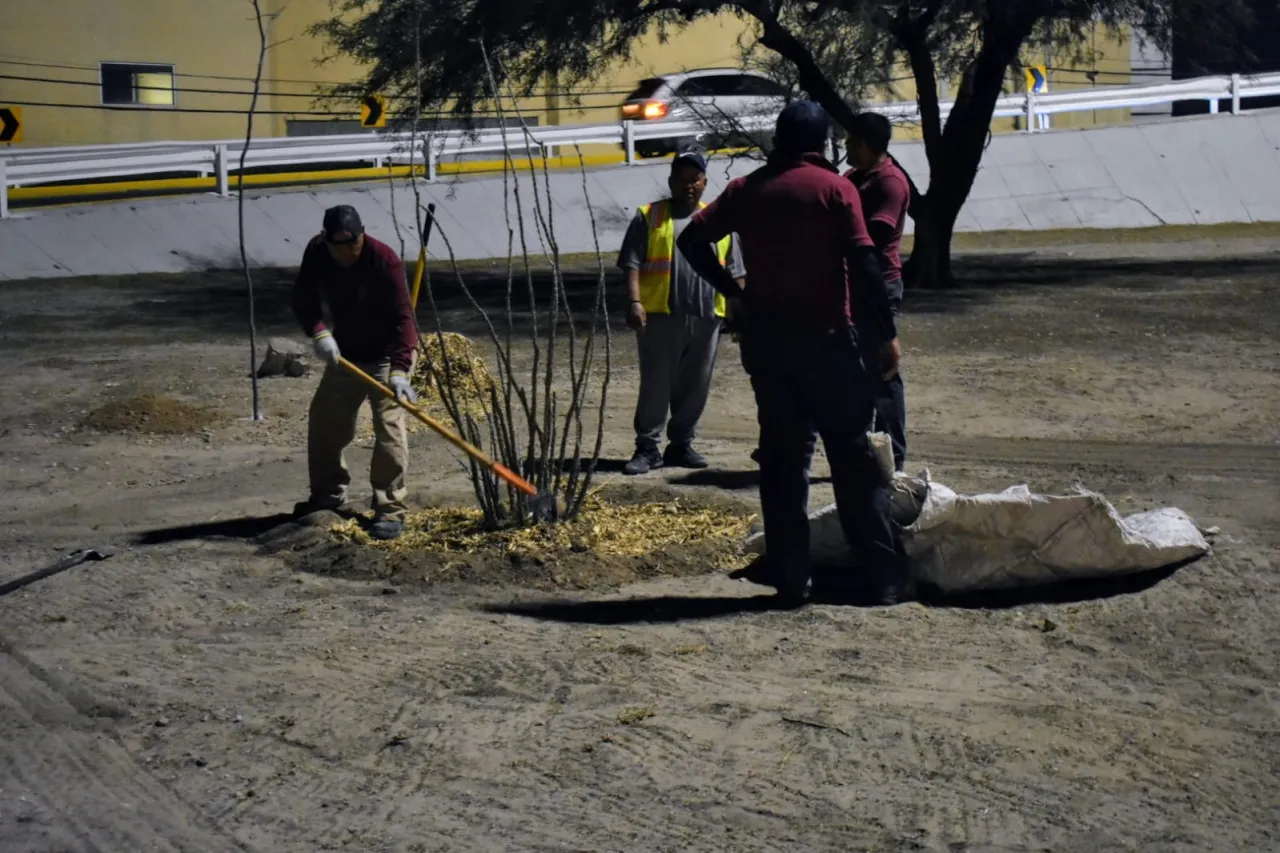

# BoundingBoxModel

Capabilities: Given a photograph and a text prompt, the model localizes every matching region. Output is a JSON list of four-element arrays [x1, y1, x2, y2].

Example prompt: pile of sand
[[82, 393, 219, 435]]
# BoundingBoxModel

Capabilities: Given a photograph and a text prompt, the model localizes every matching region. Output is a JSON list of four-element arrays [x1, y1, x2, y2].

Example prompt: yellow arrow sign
[[360, 95, 386, 129], [1025, 65, 1048, 93], [0, 106, 22, 144]]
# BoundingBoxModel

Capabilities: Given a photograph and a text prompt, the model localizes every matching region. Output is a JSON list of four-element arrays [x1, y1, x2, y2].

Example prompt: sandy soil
[[0, 231, 1277, 852]]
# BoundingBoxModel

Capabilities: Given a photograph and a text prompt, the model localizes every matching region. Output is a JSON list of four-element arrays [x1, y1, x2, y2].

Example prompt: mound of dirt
[[277, 487, 758, 591], [82, 393, 219, 435]]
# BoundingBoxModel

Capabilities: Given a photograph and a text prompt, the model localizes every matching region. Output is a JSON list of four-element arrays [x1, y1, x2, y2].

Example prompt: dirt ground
[[0, 227, 1277, 852]]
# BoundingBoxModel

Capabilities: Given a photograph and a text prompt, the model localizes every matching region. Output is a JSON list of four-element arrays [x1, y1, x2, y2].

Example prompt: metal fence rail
[[3, 70, 1279, 218]]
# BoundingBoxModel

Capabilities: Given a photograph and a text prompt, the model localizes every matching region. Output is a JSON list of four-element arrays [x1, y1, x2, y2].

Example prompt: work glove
[[312, 330, 341, 367], [389, 370, 417, 405]]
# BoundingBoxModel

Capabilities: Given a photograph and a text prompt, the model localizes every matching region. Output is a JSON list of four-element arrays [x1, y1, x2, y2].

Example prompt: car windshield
[[626, 78, 665, 100]]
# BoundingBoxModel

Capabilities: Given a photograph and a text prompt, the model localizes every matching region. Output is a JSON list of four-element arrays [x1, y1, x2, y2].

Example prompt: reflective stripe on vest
[[638, 200, 732, 317]]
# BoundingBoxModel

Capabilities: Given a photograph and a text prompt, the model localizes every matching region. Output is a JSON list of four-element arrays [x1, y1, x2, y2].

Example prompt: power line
[[0, 99, 351, 118], [0, 55, 355, 88], [0, 72, 324, 100], [0, 97, 638, 120], [0, 70, 675, 114], [0, 56, 639, 96]]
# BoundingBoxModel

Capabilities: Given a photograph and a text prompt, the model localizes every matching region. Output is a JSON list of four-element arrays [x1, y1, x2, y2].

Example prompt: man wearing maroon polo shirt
[[677, 101, 911, 607], [845, 111, 911, 472], [292, 205, 419, 541]]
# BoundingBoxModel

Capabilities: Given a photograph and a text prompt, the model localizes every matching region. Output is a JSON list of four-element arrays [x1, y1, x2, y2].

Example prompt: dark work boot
[[369, 517, 405, 541], [663, 443, 709, 470], [623, 448, 664, 476], [771, 579, 811, 610], [867, 557, 918, 605], [293, 496, 346, 518]]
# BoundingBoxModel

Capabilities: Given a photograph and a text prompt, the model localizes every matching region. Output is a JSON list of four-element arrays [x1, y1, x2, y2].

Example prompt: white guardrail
[[2, 71, 1280, 218]]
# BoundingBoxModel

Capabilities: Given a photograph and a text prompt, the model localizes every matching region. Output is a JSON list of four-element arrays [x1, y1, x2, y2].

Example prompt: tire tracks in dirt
[[0, 648, 245, 853], [911, 435, 1280, 479], [703, 421, 1280, 479]]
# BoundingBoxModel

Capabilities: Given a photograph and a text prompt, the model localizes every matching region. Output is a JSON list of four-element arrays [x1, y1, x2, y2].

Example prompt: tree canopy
[[315, 0, 1254, 286]]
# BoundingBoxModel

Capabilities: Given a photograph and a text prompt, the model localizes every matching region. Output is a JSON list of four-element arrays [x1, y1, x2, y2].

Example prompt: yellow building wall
[[265, 0, 386, 136], [0, 3, 1134, 150], [0, 1, 270, 146]]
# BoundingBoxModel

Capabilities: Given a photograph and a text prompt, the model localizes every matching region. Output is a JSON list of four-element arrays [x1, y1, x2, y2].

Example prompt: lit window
[[101, 63, 175, 106]]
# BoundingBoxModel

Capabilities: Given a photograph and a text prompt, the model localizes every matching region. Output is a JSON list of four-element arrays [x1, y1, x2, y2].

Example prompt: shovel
[[408, 203, 436, 312], [338, 358, 562, 522], [0, 548, 114, 597]]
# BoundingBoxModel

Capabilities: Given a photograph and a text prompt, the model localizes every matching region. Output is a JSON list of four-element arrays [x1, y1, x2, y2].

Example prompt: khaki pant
[[307, 362, 409, 521]]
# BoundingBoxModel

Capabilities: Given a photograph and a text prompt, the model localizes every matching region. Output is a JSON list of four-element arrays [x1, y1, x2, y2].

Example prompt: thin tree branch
[[239, 0, 268, 421]]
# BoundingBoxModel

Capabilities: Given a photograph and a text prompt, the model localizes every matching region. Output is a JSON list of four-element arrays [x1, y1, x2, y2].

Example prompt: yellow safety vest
[[638, 200, 733, 318]]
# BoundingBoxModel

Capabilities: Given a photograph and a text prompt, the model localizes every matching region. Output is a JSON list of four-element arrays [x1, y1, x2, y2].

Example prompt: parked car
[[619, 69, 792, 158]]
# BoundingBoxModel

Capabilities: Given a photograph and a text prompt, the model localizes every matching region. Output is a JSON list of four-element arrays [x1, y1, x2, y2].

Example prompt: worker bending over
[[617, 150, 746, 475], [678, 102, 911, 606], [292, 205, 419, 541], [845, 111, 911, 472]]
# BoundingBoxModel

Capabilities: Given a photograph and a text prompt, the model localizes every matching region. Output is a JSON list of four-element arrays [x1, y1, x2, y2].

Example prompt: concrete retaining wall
[[3, 109, 1280, 281]]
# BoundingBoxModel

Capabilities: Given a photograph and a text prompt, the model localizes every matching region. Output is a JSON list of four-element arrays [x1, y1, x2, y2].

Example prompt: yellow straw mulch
[[331, 493, 756, 571], [412, 332, 497, 417]]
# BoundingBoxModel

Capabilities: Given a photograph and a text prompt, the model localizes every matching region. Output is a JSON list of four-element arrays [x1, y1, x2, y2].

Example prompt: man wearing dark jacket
[[291, 205, 419, 541], [677, 101, 911, 606], [845, 111, 911, 472]]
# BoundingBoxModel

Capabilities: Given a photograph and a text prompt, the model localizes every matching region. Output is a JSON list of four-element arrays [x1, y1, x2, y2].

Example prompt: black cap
[[672, 150, 708, 174], [774, 100, 830, 155], [322, 205, 364, 244]]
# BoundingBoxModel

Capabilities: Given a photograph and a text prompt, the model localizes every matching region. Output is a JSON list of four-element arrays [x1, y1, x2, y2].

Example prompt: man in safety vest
[[616, 150, 746, 476]]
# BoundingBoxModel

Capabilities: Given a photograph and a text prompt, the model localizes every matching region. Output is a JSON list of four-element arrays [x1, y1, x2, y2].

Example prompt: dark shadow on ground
[[669, 469, 760, 490], [562, 457, 632, 475], [925, 559, 1194, 610], [109, 267, 632, 343], [907, 253, 1280, 320], [667, 469, 833, 490], [133, 513, 299, 545], [486, 558, 1194, 625], [21, 251, 1277, 346], [483, 593, 784, 625]]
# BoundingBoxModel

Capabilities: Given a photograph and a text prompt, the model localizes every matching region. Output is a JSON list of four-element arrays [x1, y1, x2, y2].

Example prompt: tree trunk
[[904, 202, 955, 290], [902, 10, 1042, 289]]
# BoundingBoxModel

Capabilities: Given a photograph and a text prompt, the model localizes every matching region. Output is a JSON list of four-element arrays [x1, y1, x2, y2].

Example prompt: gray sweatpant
[[633, 313, 721, 452]]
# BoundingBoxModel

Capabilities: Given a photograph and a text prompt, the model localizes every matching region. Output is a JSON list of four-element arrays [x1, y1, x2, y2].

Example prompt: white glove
[[312, 331, 341, 367], [389, 371, 417, 404]]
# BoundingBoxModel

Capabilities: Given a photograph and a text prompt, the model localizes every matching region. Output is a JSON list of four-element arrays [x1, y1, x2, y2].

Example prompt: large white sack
[[742, 437, 1211, 593], [902, 481, 1210, 592]]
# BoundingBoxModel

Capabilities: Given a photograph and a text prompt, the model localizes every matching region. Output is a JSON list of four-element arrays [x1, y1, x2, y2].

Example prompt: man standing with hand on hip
[[845, 111, 911, 472], [617, 151, 746, 476], [292, 204, 419, 541], [677, 102, 910, 607]]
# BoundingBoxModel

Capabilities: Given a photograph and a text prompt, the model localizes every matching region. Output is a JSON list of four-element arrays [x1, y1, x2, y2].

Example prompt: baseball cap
[[774, 100, 830, 155], [671, 150, 708, 173], [322, 205, 364, 244]]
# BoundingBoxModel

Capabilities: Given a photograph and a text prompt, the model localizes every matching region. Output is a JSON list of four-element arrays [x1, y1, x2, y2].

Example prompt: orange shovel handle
[[337, 358, 538, 498]]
